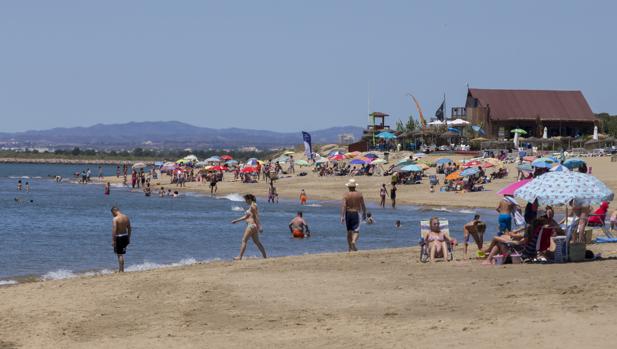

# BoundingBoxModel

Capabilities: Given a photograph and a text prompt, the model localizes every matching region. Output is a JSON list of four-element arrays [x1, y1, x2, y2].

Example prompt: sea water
[[0, 163, 499, 283]]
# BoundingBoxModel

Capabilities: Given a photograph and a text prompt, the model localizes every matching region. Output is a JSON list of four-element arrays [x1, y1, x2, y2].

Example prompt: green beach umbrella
[[295, 159, 310, 166], [510, 128, 527, 135]]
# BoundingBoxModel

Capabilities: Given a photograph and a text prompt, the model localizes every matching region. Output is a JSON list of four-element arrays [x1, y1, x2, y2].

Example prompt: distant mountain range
[[0, 121, 364, 149]]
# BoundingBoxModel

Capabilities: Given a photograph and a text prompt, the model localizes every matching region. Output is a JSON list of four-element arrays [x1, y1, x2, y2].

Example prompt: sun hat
[[345, 179, 358, 188]]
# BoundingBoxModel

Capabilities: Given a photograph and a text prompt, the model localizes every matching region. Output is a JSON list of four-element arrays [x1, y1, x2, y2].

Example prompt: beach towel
[[595, 237, 617, 244]]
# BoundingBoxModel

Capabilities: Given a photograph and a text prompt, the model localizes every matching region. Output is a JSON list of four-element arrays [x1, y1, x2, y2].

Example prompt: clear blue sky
[[1, 0, 615, 132]]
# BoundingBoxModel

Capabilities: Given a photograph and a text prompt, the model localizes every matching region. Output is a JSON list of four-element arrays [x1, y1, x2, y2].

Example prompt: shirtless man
[[340, 179, 367, 252], [111, 207, 132, 272], [289, 211, 310, 237], [463, 214, 486, 258], [496, 195, 516, 236]]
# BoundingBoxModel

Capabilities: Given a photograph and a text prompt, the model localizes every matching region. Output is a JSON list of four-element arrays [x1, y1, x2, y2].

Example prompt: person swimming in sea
[[366, 212, 375, 225]]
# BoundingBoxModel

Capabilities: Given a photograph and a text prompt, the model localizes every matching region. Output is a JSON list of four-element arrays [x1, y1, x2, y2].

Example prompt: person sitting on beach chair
[[419, 218, 455, 263]]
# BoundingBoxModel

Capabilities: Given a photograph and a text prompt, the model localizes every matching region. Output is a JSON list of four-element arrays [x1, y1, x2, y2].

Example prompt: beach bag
[[513, 210, 525, 227]]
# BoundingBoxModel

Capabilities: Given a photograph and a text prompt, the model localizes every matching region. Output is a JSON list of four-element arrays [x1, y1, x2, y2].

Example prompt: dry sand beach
[[2, 246, 617, 348], [2, 153, 617, 348]]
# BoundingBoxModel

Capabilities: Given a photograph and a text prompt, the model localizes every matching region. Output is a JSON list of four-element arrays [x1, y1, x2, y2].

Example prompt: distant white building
[[338, 133, 355, 145]]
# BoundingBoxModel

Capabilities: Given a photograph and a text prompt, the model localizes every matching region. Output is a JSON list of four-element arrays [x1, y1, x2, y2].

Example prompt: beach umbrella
[[364, 153, 379, 159], [376, 131, 396, 139], [154, 161, 164, 167], [445, 171, 462, 180], [329, 154, 346, 161], [414, 152, 426, 158], [549, 164, 570, 172], [400, 164, 423, 172], [428, 120, 444, 126], [327, 150, 345, 157], [416, 163, 430, 170], [345, 151, 361, 158], [463, 160, 493, 169], [161, 162, 176, 171], [220, 155, 233, 161], [448, 118, 470, 126], [472, 125, 486, 136], [371, 159, 387, 165], [350, 159, 368, 165], [497, 179, 532, 196], [435, 158, 454, 165], [184, 155, 198, 162], [522, 156, 537, 163], [460, 167, 480, 177], [225, 160, 239, 166], [195, 161, 208, 167], [295, 159, 310, 167], [511, 128, 527, 135], [283, 150, 296, 155], [205, 156, 220, 162], [210, 165, 227, 171], [132, 162, 147, 169], [483, 158, 504, 169], [514, 171, 614, 206], [447, 127, 461, 133], [563, 158, 586, 169], [517, 163, 533, 172], [532, 157, 556, 168], [397, 158, 414, 165], [240, 166, 257, 173], [471, 137, 489, 142], [315, 158, 329, 164]]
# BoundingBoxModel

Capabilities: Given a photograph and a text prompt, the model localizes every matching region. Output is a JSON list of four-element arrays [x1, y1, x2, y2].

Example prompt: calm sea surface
[[0, 163, 499, 284]]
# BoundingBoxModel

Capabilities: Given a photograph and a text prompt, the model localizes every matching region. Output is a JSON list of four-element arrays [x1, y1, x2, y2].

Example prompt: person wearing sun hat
[[340, 179, 367, 251]]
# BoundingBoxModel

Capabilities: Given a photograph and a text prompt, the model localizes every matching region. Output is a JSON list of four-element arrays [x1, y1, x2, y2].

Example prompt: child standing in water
[[299, 189, 307, 205]]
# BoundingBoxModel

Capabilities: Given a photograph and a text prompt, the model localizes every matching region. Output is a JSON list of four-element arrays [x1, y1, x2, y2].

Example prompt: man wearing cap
[[341, 179, 367, 251]]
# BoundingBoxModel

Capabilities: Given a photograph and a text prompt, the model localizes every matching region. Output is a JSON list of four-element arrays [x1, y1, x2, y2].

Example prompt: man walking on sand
[[341, 179, 367, 252], [111, 207, 132, 272]]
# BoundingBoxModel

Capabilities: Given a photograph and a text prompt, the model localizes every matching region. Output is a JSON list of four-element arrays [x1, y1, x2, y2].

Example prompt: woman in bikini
[[426, 217, 451, 263], [231, 194, 267, 260]]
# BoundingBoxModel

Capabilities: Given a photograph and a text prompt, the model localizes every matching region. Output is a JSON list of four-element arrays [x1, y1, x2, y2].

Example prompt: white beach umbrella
[[447, 118, 470, 126], [184, 155, 198, 162], [132, 162, 147, 169], [428, 120, 444, 126]]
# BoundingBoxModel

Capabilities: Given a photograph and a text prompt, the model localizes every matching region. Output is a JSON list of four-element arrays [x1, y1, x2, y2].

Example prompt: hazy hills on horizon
[[0, 121, 365, 149]]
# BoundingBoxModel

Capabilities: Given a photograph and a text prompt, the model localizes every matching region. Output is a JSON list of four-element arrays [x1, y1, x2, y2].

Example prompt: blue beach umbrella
[[377, 131, 397, 139], [400, 164, 423, 172], [517, 163, 533, 172], [435, 158, 453, 165], [364, 153, 379, 159], [514, 171, 614, 206], [549, 164, 569, 172], [350, 159, 367, 165], [472, 125, 486, 136], [563, 158, 586, 169], [460, 167, 480, 177], [532, 158, 554, 168], [447, 127, 460, 133]]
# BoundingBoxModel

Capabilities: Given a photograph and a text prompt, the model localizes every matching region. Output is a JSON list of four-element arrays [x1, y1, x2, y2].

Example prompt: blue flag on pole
[[302, 131, 313, 160]]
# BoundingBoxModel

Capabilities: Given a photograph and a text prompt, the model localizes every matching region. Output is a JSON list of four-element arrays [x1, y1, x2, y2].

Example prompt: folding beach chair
[[588, 213, 615, 239], [419, 220, 454, 263]]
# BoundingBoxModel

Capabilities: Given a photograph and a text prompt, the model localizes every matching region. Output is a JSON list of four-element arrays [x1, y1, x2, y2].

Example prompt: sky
[[1, 0, 615, 133]]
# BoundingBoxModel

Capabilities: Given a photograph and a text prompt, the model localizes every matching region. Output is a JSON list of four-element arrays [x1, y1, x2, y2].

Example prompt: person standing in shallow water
[[231, 194, 267, 260], [341, 179, 367, 252], [111, 207, 131, 272], [379, 184, 387, 208]]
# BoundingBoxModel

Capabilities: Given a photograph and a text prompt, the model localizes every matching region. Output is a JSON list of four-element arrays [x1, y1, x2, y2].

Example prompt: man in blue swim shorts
[[340, 179, 366, 252], [496, 195, 516, 235]]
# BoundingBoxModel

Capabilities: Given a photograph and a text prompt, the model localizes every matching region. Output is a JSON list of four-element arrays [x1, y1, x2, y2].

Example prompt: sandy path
[[2, 245, 617, 348]]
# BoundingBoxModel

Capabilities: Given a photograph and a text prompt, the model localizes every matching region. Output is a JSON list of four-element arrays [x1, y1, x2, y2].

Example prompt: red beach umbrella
[[210, 165, 227, 171], [240, 166, 257, 173], [220, 155, 233, 161]]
